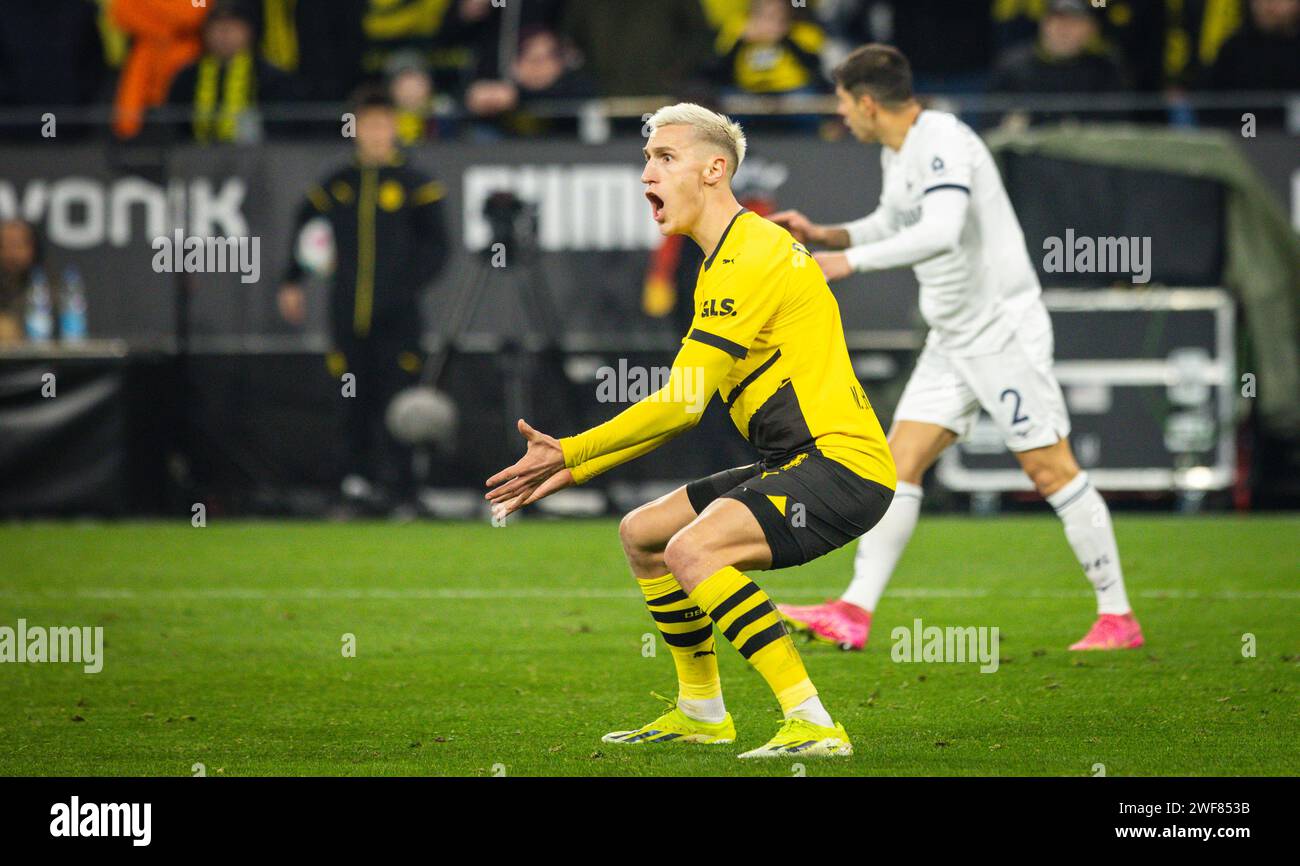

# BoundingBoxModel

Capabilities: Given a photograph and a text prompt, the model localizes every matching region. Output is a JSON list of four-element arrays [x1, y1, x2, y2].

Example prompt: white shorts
[[894, 306, 1070, 452]]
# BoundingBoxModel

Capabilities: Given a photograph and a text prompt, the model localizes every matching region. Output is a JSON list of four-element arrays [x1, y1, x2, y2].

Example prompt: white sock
[[678, 695, 727, 724], [786, 695, 834, 728], [1047, 472, 1132, 616], [840, 481, 923, 612]]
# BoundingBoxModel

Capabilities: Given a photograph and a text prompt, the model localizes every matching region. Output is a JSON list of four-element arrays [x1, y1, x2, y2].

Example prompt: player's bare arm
[[768, 210, 852, 249]]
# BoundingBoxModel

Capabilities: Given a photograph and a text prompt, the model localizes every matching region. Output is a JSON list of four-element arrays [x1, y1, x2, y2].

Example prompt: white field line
[[0, 587, 1295, 601]]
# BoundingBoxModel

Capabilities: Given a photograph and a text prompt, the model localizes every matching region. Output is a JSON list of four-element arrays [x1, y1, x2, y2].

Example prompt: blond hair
[[646, 103, 747, 178]]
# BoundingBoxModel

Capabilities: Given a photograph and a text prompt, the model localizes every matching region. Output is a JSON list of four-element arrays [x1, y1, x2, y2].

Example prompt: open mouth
[[646, 191, 665, 222]]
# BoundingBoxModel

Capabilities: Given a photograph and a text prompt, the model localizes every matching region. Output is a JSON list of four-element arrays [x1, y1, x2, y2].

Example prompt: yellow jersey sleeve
[[569, 430, 681, 485], [560, 339, 736, 469]]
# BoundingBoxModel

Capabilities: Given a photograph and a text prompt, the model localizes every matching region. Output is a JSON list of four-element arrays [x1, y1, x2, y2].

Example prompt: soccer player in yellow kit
[[485, 103, 895, 758]]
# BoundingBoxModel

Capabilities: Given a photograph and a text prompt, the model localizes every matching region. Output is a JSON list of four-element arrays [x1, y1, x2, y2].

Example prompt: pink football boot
[[1069, 612, 1145, 650], [777, 600, 872, 651]]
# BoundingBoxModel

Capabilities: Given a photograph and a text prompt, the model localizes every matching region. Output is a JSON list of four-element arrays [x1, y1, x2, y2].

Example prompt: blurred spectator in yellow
[[361, 0, 443, 77], [166, 2, 300, 143], [361, 0, 512, 96], [94, 0, 130, 71], [110, 0, 208, 138], [699, 0, 752, 33], [250, 0, 367, 102], [990, 0, 1129, 125], [1163, 0, 1245, 89], [711, 0, 827, 96], [388, 53, 441, 145], [464, 28, 594, 137]]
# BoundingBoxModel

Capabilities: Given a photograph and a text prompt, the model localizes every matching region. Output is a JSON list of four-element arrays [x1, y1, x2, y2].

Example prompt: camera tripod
[[410, 193, 566, 492]]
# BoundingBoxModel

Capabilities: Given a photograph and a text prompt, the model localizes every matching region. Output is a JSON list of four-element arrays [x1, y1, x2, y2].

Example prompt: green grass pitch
[[1, 515, 1296, 776]]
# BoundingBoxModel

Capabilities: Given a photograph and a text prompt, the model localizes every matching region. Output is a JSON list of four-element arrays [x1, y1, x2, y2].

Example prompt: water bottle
[[24, 267, 54, 343], [60, 265, 88, 342]]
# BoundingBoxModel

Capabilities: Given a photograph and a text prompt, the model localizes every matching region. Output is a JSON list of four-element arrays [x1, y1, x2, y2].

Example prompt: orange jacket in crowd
[[111, 0, 209, 138]]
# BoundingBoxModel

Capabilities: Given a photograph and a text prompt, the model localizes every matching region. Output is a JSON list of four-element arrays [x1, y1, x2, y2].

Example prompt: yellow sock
[[638, 574, 721, 701], [688, 566, 818, 714]]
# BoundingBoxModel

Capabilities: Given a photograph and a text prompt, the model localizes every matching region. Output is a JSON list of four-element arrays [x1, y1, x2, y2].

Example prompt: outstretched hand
[[493, 467, 575, 521], [485, 419, 567, 517], [769, 209, 820, 246]]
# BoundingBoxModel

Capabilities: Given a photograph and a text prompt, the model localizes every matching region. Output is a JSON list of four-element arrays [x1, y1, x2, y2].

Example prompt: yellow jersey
[[683, 209, 895, 488]]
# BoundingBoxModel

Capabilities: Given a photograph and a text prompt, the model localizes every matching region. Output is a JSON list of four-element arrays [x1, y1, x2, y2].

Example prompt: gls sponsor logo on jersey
[[699, 298, 736, 318]]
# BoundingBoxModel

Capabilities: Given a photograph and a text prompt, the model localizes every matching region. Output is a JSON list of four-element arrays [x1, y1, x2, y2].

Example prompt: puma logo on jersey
[[700, 298, 736, 318]]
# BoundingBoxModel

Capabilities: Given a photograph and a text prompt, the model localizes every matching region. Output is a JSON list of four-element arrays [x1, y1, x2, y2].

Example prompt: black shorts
[[685, 452, 895, 570]]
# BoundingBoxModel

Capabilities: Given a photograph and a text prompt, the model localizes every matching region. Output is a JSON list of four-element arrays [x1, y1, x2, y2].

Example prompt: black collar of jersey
[[703, 207, 749, 271]]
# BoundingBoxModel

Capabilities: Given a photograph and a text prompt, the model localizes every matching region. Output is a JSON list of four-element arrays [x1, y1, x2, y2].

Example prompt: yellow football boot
[[602, 693, 735, 745], [737, 717, 853, 758]]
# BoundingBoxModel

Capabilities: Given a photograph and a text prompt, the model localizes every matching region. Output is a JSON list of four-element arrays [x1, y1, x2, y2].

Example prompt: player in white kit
[[771, 44, 1143, 652]]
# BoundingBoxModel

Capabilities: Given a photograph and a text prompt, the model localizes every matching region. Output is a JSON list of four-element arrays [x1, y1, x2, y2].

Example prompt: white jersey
[[843, 110, 1044, 357]]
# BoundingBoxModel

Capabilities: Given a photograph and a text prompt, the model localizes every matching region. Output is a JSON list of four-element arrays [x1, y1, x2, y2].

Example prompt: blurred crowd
[[0, 0, 1297, 141]]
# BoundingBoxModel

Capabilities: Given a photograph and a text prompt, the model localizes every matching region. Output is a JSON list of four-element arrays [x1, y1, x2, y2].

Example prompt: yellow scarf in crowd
[[193, 51, 254, 143]]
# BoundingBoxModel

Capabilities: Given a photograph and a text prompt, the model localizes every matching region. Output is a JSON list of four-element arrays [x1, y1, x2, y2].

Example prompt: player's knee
[[1023, 458, 1074, 496], [619, 509, 659, 565], [890, 450, 929, 486], [662, 530, 707, 590]]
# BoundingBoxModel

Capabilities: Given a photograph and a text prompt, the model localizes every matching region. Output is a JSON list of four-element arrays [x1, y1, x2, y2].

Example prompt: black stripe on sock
[[722, 600, 777, 643], [646, 589, 690, 607], [1052, 482, 1092, 514], [708, 581, 760, 623], [737, 621, 789, 659], [661, 624, 715, 648]]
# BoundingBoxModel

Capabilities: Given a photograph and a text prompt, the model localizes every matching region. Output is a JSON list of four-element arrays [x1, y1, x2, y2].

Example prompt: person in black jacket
[[989, 0, 1130, 126], [1206, 0, 1300, 127], [463, 27, 595, 138], [166, 1, 301, 142], [279, 88, 451, 511]]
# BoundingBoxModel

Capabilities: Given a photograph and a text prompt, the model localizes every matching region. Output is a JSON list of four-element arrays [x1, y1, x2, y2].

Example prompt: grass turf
[[1, 515, 1296, 777]]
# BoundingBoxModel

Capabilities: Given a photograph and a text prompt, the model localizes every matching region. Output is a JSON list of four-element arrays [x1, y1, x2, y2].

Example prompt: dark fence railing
[[0, 90, 1295, 141]]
